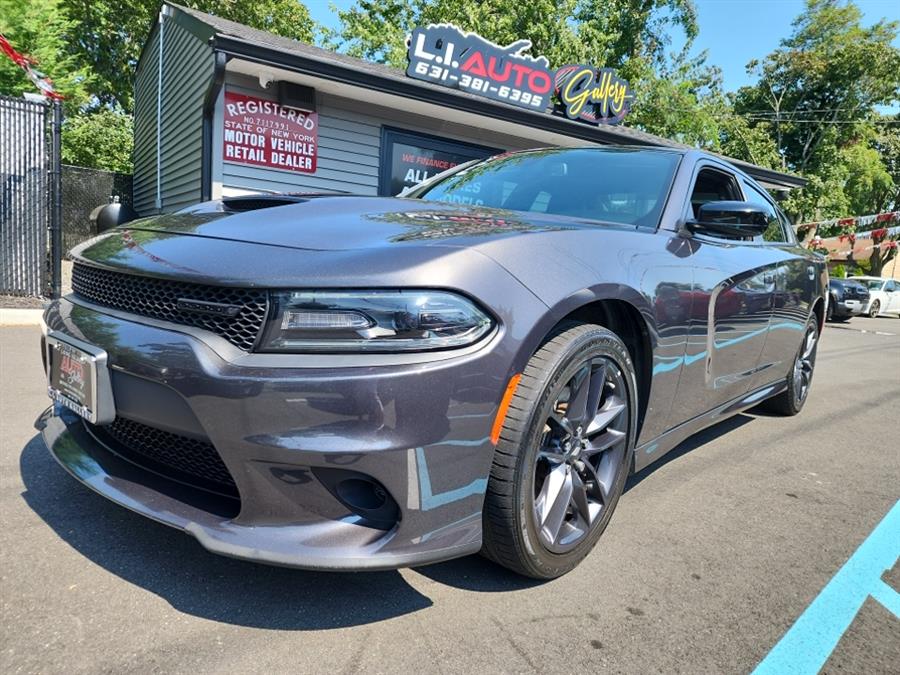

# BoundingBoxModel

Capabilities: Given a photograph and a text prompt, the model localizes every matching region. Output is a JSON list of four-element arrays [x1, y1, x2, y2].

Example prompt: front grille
[[71, 262, 268, 351], [88, 416, 238, 499]]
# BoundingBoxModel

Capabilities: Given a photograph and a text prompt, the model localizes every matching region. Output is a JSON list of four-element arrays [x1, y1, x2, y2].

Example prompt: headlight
[[259, 290, 494, 352]]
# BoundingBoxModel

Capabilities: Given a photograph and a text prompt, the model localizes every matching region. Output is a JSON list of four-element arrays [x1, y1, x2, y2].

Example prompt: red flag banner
[[0, 33, 64, 100], [796, 211, 900, 259]]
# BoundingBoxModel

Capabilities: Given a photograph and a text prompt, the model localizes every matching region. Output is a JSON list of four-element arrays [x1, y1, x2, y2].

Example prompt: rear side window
[[742, 180, 787, 243]]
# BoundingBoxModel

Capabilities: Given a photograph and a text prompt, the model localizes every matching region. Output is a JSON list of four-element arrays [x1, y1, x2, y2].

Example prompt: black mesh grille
[[89, 416, 238, 498], [71, 262, 268, 351]]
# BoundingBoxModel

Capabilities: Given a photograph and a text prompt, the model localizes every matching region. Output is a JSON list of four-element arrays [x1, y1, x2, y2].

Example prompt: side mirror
[[686, 201, 770, 239]]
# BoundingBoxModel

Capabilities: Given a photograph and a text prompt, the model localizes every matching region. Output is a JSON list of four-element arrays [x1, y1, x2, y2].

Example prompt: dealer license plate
[[46, 333, 110, 423]]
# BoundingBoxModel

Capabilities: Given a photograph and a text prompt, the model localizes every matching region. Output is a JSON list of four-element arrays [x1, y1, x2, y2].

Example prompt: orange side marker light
[[490, 373, 522, 446]]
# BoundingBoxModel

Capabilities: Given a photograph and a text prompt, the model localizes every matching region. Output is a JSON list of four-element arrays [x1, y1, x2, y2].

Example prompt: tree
[[840, 142, 894, 215], [0, 0, 92, 110], [866, 227, 898, 276], [625, 50, 727, 148], [61, 0, 316, 112], [61, 109, 133, 172], [717, 114, 781, 170], [332, 0, 699, 72], [873, 120, 900, 211], [733, 0, 900, 174], [329, 0, 583, 69]]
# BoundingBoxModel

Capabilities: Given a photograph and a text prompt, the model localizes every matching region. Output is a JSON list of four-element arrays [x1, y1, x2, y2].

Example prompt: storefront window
[[379, 128, 496, 196]]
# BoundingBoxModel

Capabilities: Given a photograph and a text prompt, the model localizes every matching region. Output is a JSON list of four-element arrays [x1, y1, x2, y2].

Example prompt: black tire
[[761, 315, 819, 416], [868, 300, 880, 318], [481, 322, 637, 579]]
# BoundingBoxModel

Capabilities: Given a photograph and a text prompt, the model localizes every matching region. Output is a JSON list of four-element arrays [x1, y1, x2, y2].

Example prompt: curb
[[0, 308, 44, 326]]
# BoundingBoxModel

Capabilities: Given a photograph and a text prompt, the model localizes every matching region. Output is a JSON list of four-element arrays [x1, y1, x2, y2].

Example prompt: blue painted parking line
[[752, 500, 900, 675]]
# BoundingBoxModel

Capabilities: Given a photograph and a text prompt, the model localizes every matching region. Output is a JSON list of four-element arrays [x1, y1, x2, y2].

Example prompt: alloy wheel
[[869, 301, 880, 318], [792, 325, 817, 403], [532, 357, 629, 553]]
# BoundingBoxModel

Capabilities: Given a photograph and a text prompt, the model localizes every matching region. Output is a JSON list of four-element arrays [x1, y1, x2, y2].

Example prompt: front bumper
[[37, 295, 534, 570], [833, 299, 865, 317]]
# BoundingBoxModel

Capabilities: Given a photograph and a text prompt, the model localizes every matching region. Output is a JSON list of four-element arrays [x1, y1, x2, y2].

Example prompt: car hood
[[119, 196, 620, 251]]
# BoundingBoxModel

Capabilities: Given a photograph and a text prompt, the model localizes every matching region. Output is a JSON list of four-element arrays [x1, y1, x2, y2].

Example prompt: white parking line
[[827, 324, 897, 337]]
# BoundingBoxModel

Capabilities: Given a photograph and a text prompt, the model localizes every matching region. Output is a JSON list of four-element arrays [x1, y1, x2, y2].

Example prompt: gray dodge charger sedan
[[38, 147, 826, 578]]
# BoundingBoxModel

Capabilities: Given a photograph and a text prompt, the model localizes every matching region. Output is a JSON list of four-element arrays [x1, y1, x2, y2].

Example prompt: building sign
[[380, 128, 495, 196], [222, 90, 318, 174], [555, 66, 633, 125], [407, 25, 554, 112], [406, 24, 633, 125]]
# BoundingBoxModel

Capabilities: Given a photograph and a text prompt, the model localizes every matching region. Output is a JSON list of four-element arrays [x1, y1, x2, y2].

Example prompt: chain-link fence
[[61, 165, 133, 252]]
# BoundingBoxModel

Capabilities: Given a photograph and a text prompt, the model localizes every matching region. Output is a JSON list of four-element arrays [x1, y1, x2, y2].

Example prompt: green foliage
[[717, 114, 782, 170], [0, 0, 92, 111], [873, 122, 900, 211], [729, 0, 900, 220], [831, 263, 846, 278], [60, 0, 316, 112], [61, 109, 133, 173], [851, 257, 872, 275], [841, 142, 894, 215], [732, 0, 900, 173], [330, 0, 701, 75], [625, 51, 726, 148]]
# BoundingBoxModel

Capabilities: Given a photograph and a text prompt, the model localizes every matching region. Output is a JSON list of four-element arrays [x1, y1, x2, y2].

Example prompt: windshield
[[410, 148, 681, 228], [854, 279, 884, 290]]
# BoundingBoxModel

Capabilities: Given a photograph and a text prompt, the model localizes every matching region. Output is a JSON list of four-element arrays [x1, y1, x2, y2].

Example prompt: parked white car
[[849, 276, 900, 318]]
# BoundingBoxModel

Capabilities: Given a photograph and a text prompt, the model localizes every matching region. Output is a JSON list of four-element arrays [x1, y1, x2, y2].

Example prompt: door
[[674, 165, 778, 421], [740, 181, 817, 391], [885, 279, 900, 313]]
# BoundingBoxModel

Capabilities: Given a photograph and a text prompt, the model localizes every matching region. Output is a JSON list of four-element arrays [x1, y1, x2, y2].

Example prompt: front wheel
[[481, 323, 636, 579], [761, 316, 819, 416], [869, 300, 881, 318]]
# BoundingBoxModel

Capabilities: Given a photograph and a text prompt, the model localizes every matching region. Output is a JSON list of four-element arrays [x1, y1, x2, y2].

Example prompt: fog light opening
[[313, 468, 400, 531], [337, 478, 387, 511]]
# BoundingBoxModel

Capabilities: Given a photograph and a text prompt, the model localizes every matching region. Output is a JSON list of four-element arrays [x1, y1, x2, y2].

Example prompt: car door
[[674, 163, 778, 421], [740, 181, 818, 392], [885, 279, 900, 312]]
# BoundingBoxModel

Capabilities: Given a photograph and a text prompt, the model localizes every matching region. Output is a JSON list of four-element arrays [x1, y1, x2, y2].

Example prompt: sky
[[305, 0, 900, 95]]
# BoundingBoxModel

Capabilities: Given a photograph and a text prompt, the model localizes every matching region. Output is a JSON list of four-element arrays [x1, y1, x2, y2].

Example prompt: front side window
[[689, 168, 742, 218], [411, 148, 682, 228]]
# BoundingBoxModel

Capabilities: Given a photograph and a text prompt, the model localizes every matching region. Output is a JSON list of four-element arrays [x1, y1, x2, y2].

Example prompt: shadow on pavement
[[19, 434, 436, 630], [415, 554, 544, 592], [625, 413, 756, 491]]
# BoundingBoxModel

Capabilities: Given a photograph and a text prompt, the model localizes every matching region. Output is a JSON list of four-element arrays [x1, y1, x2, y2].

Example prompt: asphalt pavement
[[2, 316, 898, 674]]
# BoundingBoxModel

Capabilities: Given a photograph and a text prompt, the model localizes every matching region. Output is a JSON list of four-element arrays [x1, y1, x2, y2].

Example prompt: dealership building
[[132, 3, 804, 216]]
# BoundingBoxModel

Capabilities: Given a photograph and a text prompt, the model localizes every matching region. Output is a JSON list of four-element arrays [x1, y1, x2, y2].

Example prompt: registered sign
[[222, 90, 318, 174]]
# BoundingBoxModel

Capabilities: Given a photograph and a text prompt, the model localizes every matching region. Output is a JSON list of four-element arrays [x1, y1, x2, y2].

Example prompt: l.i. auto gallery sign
[[407, 24, 633, 125], [223, 90, 318, 174]]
